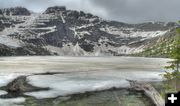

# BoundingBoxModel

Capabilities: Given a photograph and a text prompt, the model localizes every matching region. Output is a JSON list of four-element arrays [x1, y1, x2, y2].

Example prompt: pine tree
[[164, 27, 180, 91], [168, 28, 180, 71]]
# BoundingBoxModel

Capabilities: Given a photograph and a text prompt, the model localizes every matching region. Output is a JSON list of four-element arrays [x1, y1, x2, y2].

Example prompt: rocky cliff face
[[0, 7, 31, 16], [0, 6, 178, 56]]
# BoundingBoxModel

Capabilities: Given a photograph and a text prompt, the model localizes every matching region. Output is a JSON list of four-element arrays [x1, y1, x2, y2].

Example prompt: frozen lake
[[0, 56, 170, 73], [0, 56, 170, 105]]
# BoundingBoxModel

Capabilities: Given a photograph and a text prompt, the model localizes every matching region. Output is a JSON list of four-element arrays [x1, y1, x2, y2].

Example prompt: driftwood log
[[127, 80, 165, 106]]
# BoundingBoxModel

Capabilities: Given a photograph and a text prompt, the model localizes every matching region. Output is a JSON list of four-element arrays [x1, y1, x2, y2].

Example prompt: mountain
[[134, 27, 180, 58], [0, 6, 178, 56], [0, 7, 31, 16]]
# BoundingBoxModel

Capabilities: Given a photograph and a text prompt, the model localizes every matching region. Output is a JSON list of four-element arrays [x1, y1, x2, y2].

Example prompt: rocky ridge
[[0, 6, 178, 56]]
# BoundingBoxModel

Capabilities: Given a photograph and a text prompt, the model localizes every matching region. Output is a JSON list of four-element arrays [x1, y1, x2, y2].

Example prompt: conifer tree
[[166, 28, 180, 71], [164, 27, 180, 91]]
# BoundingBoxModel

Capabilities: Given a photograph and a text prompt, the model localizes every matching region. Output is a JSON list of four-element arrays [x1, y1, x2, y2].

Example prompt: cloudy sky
[[0, 0, 180, 23]]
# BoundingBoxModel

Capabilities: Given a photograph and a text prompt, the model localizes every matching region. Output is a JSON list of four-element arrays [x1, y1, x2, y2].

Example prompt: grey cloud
[[88, 0, 180, 23]]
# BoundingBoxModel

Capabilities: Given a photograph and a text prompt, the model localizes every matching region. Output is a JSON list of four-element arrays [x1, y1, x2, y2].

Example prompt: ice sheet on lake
[[0, 56, 171, 99], [25, 74, 129, 99], [25, 70, 163, 99], [0, 73, 25, 87], [0, 56, 170, 73]]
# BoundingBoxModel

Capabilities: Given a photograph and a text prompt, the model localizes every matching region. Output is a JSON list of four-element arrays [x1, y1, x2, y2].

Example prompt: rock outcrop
[[44, 6, 66, 14], [4, 76, 49, 93]]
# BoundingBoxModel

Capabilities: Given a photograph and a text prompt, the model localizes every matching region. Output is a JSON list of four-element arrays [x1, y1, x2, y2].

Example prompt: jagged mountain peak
[[44, 6, 66, 14], [43, 6, 99, 20], [0, 7, 31, 16]]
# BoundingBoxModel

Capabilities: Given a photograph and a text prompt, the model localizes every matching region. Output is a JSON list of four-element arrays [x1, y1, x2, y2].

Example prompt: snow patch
[[60, 14, 66, 23], [117, 45, 144, 54], [0, 90, 7, 95], [130, 31, 167, 38], [0, 35, 24, 48], [76, 24, 95, 29], [44, 43, 87, 56], [100, 25, 167, 38], [69, 27, 78, 38]]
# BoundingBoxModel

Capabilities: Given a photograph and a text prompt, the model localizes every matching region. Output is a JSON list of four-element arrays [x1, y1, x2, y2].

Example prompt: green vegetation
[[165, 28, 180, 71], [162, 27, 180, 93], [135, 25, 180, 95], [134, 28, 179, 57]]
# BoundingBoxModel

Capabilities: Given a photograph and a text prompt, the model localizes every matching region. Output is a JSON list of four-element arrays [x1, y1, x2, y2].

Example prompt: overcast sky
[[0, 0, 180, 23]]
